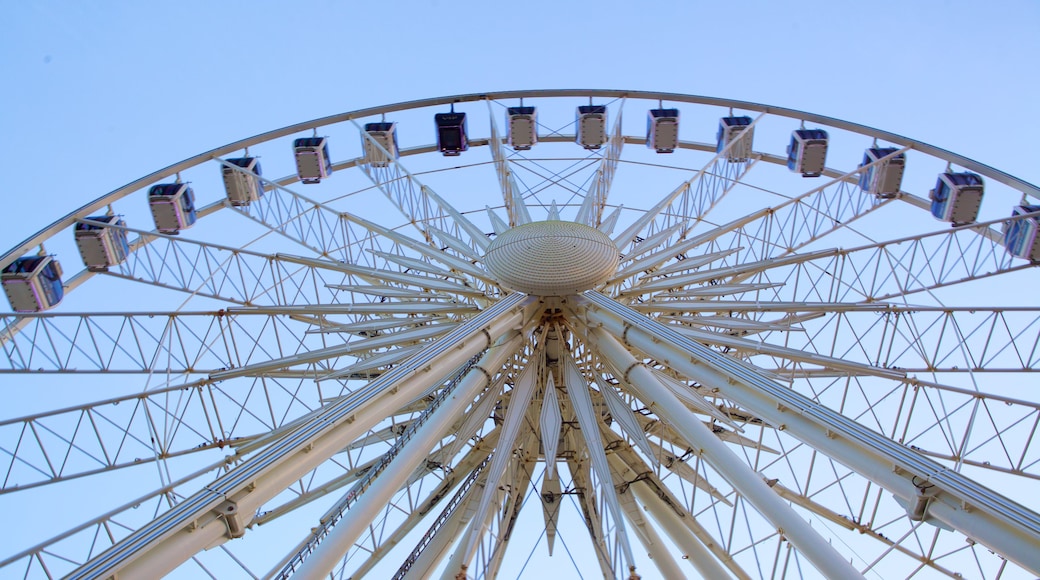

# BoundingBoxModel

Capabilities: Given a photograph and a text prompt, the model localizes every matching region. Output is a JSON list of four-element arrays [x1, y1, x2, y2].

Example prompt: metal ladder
[[391, 454, 492, 580]]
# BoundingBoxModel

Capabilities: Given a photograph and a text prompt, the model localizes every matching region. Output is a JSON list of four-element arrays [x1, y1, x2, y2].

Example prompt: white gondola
[[646, 108, 679, 153], [148, 183, 197, 234], [435, 112, 468, 156], [222, 157, 264, 206], [576, 105, 608, 150], [2, 255, 63, 312], [363, 122, 399, 167], [294, 137, 333, 184], [786, 128, 828, 177], [716, 116, 754, 162], [1004, 205, 1040, 261], [930, 172, 984, 225], [506, 106, 537, 150], [75, 215, 130, 269], [857, 147, 905, 198]]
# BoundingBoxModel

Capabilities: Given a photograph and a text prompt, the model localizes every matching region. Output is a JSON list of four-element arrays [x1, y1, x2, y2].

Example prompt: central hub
[[483, 221, 620, 296]]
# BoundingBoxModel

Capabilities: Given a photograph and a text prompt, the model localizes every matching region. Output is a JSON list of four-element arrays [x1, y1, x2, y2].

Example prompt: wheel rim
[[2, 90, 1039, 579]]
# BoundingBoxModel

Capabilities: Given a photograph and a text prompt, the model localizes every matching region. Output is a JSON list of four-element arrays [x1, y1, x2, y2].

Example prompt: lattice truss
[[1, 91, 1039, 580]]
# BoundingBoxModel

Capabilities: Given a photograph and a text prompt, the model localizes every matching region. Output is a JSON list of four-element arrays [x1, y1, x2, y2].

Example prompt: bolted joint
[[215, 500, 245, 539], [907, 483, 940, 522]]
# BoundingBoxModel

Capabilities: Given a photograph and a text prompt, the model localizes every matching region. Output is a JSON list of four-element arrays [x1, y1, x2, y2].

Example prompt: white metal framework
[[2, 90, 1040, 580]]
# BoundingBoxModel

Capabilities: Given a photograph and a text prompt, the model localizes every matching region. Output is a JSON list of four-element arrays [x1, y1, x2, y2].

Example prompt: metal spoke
[[576, 290, 1040, 574], [486, 101, 532, 227], [355, 120, 489, 253], [5, 90, 1040, 580], [575, 104, 624, 227]]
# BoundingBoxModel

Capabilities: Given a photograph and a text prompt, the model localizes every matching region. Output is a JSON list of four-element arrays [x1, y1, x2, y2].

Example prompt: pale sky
[[2, 2, 1039, 578], [3, 1, 1038, 247]]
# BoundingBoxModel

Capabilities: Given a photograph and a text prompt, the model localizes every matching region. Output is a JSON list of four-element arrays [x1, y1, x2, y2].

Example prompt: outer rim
[[5, 88, 1039, 270]]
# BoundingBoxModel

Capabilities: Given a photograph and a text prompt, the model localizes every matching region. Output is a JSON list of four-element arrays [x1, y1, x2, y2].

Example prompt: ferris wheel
[[2, 89, 1040, 579]]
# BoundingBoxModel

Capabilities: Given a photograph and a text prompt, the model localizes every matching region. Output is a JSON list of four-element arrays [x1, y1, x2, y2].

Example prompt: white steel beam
[[439, 489, 501, 580], [225, 303, 476, 316], [576, 105, 624, 227], [605, 437, 746, 579], [355, 119, 490, 253], [620, 249, 837, 296], [627, 478, 737, 580], [561, 345, 637, 571], [673, 148, 901, 265], [606, 213, 767, 288], [617, 221, 688, 265], [483, 420, 540, 579], [706, 210, 1032, 305], [362, 432, 500, 580], [665, 323, 906, 380], [208, 323, 459, 381], [367, 249, 469, 281], [612, 474, 686, 579], [217, 158, 362, 261], [636, 247, 742, 279], [342, 212, 495, 284], [66, 294, 535, 580], [574, 319, 865, 579], [400, 455, 489, 579], [486, 101, 531, 227], [561, 428, 618, 578], [539, 372, 562, 480], [575, 291, 1040, 575], [453, 343, 541, 574], [83, 222, 350, 307], [276, 254, 486, 297], [289, 331, 528, 579], [612, 113, 764, 250]]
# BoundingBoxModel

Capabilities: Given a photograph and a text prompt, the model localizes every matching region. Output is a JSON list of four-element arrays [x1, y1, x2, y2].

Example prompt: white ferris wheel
[[2, 90, 1039, 579]]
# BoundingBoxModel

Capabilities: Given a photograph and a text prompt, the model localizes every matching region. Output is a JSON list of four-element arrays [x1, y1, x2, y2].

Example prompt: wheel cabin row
[[4, 109, 1038, 312]]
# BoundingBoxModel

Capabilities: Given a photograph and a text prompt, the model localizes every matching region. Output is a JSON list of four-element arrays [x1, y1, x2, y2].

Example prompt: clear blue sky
[[3, 1, 1038, 247], [2, 2, 1039, 578]]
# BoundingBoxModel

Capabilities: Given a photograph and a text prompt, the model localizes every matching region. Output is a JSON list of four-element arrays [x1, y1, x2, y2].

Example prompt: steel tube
[[576, 291, 1040, 575], [615, 488, 687, 580], [579, 322, 864, 579], [606, 453, 732, 579], [292, 330, 528, 579], [71, 294, 535, 580]]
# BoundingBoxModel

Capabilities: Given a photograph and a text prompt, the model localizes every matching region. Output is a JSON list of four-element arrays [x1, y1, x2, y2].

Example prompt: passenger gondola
[[929, 172, 984, 225], [576, 105, 608, 150], [222, 156, 264, 206], [75, 215, 130, 269], [435, 112, 468, 156], [1004, 205, 1040, 261], [363, 122, 399, 167], [857, 147, 905, 198], [786, 129, 828, 177], [148, 183, 197, 234], [716, 116, 754, 162], [507, 106, 537, 150], [2, 255, 63, 312], [646, 108, 679, 154], [294, 137, 333, 183]]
